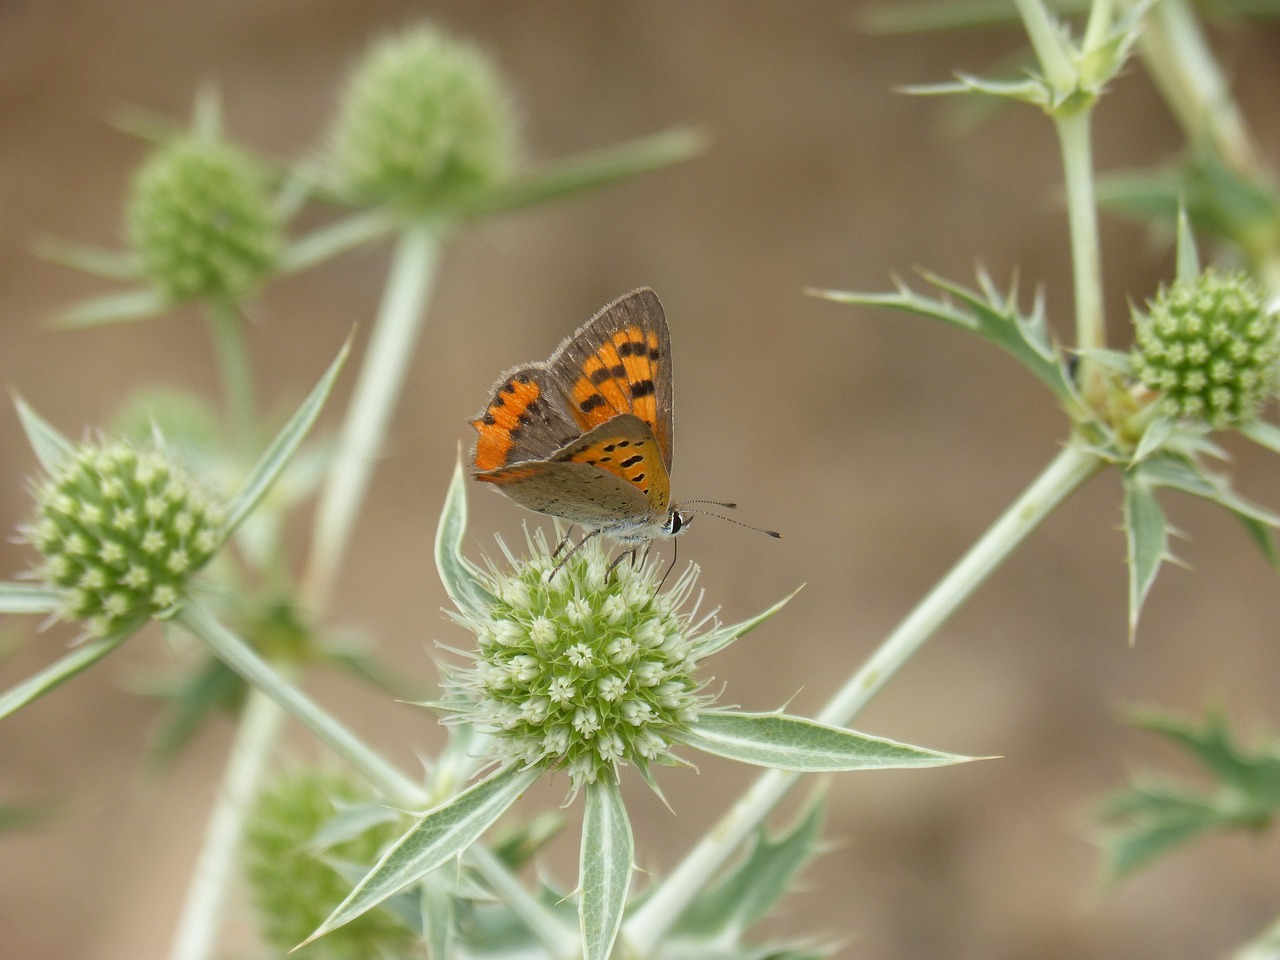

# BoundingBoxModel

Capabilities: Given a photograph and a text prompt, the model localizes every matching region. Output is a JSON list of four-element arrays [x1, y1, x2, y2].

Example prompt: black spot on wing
[[629, 379, 655, 398]]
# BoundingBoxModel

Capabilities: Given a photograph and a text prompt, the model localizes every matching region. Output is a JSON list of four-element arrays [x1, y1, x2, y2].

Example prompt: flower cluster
[[445, 535, 712, 791], [330, 26, 517, 212], [127, 135, 279, 303], [24, 441, 225, 636], [1131, 269, 1280, 429]]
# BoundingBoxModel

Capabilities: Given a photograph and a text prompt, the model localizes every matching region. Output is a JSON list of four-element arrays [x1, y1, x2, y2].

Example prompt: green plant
[[6, 5, 1280, 959]]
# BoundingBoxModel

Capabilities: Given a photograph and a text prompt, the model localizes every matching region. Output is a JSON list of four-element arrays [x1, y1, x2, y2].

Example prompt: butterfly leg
[[548, 528, 602, 580], [551, 526, 578, 559], [605, 544, 645, 580]]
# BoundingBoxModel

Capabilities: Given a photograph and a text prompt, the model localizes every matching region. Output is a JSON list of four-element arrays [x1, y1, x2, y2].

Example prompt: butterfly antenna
[[682, 501, 781, 539]]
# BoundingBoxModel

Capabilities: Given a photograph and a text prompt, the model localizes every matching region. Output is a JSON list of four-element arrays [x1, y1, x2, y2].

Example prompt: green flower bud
[[330, 26, 517, 213], [244, 770, 413, 960], [1131, 269, 1280, 429], [127, 136, 279, 303], [444, 534, 712, 793], [23, 442, 225, 636]]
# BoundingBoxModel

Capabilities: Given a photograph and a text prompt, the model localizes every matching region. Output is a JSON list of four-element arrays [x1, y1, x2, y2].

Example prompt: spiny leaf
[[580, 779, 633, 960], [0, 583, 63, 617], [1239, 419, 1280, 457], [1097, 709, 1280, 881], [693, 585, 803, 659], [673, 794, 825, 938], [458, 127, 706, 220], [223, 337, 351, 539], [302, 764, 538, 947], [676, 711, 972, 772], [814, 267, 1072, 403], [53, 288, 169, 329], [0, 631, 133, 720], [14, 397, 76, 475], [435, 454, 496, 619], [1121, 467, 1174, 643]]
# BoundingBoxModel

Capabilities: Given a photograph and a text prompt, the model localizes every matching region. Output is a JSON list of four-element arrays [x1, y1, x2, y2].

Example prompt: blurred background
[[3, 2, 1280, 958]]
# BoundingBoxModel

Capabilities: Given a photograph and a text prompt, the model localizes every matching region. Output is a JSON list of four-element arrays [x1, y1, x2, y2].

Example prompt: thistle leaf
[[0, 632, 132, 720], [677, 711, 971, 772], [673, 795, 824, 938], [1121, 467, 1173, 642], [693, 585, 803, 658], [302, 764, 539, 947], [223, 337, 351, 539], [1097, 709, 1280, 881], [435, 454, 496, 619], [14, 397, 76, 475], [814, 268, 1072, 403], [580, 779, 633, 960]]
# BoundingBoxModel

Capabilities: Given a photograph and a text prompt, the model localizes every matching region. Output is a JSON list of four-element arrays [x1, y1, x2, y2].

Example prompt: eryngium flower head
[[330, 25, 517, 213], [127, 135, 279, 303], [444, 533, 712, 792], [23, 441, 225, 636], [244, 769, 414, 960], [1131, 269, 1280, 428]]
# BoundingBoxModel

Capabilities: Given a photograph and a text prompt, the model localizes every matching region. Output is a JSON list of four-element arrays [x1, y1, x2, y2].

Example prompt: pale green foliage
[[1098, 710, 1280, 880]]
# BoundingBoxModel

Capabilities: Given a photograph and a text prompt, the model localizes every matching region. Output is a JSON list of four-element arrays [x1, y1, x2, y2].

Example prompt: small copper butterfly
[[469, 288, 688, 555]]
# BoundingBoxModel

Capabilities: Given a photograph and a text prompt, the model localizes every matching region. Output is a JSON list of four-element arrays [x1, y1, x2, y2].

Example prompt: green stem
[[821, 443, 1101, 722], [624, 442, 1103, 954], [1056, 108, 1105, 356], [1137, 0, 1260, 177], [168, 688, 286, 960], [178, 600, 423, 807], [1136, 0, 1280, 294], [205, 298, 259, 455], [300, 221, 444, 610]]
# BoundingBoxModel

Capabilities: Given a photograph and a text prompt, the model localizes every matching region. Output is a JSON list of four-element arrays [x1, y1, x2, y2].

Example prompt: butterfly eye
[[666, 510, 692, 537]]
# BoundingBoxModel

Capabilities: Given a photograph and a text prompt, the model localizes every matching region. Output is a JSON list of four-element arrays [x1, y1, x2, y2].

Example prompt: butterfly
[[469, 288, 690, 562]]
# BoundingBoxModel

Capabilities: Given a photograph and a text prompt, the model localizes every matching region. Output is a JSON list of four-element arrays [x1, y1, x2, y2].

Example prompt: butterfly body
[[469, 288, 689, 547]]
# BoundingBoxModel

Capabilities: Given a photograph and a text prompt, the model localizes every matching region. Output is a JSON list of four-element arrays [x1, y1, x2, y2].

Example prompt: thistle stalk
[[301, 222, 443, 609], [625, 442, 1103, 952], [169, 688, 286, 960]]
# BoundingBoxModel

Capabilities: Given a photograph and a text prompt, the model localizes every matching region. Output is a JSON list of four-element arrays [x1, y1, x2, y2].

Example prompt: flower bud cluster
[[127, 136, 279, 303], [25, 442, 224, 636], [448, 541, 709, 790], [1131, 269, 1279, 428], [331, 26, 517, 212]]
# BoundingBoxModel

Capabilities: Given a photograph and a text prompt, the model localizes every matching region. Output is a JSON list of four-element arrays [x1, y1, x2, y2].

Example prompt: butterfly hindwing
[[473, 460, 653, 527], [545, 288, 674, 473], [552, 414, 671, 513]]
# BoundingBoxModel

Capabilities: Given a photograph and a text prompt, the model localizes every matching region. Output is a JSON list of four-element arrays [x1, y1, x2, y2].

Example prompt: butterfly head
[[663, 506, 693, 538]]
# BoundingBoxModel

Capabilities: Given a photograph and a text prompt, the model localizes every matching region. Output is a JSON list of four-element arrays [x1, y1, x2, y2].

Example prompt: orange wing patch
[[560, 432, 669, 511], [569, 325, 663, 432], [471, 374, 544, 471]]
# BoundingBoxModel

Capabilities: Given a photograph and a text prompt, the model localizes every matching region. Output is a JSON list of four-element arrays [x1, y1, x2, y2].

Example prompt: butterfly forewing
[[470, 367, 581, 472], [546, 289, 674, 472]]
